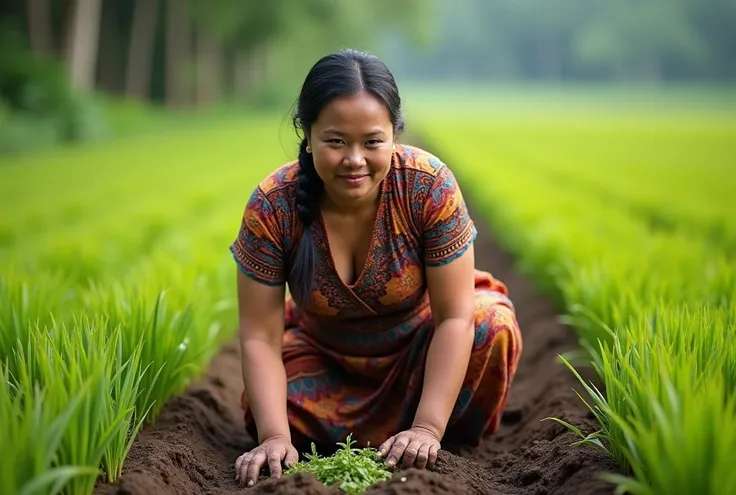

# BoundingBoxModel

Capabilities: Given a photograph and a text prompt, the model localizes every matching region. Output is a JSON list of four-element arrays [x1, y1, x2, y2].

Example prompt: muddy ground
[[94, 201, 619, 495]]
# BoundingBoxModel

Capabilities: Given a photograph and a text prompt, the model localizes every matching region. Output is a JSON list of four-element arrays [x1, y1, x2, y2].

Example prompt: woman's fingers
[[235, 452, 252, 483], [245, 450, 267, 487], [284, 445, 299, 469], [268, 449, 284, 478], [415, 443, 430, 470], [384, 433, 409, 468], [401, 439, 423, 468], [377, 436, 395, 458], [428, 444, 439, 468], [234, 454, 245, 480]]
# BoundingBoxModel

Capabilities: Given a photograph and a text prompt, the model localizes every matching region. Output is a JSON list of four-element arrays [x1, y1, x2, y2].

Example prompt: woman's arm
[[412, 244, 476, 440], [236, 269, 290, 443]]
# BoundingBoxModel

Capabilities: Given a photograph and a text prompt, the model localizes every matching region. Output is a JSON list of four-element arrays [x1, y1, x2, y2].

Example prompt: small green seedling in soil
[[284, 434, 393, 494]]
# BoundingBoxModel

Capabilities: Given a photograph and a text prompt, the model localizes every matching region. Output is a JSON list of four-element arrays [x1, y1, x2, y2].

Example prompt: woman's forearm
[[412, 317, 475, 439], [241, 337, 291, 443]]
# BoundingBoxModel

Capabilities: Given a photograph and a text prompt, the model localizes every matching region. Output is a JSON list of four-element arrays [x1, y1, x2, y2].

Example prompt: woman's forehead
[[313, 93, 392, 132]]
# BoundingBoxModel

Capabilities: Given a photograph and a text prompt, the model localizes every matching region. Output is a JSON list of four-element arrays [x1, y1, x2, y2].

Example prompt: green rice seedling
[[0, 364, 99, 495], [100, 326, 159, 482], [0, 271, 78, 363], [14, 315, 144, 494], [82, 283, 200, 421], [284, 435, 393, 494], [70, 239, 233, 426], [548, 351, 736, 495], [552, 308, 736, 495]]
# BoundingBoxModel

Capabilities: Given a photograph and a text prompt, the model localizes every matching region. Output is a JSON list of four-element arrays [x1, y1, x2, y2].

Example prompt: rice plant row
[[0, 116, 289, 495], [462, 118, 736, 256], [418, 115, 736, 495]]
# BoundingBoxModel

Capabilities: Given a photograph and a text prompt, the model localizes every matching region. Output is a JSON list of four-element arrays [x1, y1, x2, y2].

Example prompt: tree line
[[383, 0, 736, 83], [1, 0, 432, 110], [1, 0, 732, 140]]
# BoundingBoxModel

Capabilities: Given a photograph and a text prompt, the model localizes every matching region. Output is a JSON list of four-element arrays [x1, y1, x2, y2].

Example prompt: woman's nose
[[343, 146, 366, 167]]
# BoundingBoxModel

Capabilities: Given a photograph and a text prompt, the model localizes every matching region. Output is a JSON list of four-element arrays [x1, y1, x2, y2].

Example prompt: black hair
[[289, 48, 405, 303]]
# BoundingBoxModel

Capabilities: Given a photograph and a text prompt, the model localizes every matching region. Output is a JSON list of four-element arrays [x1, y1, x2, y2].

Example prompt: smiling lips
[[338, 174, 368, 186], [338, 173, 369, 185]]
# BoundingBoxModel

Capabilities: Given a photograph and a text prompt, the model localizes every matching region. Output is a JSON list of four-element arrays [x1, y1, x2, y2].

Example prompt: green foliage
[[0, 27, 110, 155], [0, 116, 291, 494], [0, 28, 71, 115], [0, 0, 437, 155], [188, 0, 436, 50], [0, 363, 99, 495], [285, 435, 393, 494], [416, 94, 736, 495]]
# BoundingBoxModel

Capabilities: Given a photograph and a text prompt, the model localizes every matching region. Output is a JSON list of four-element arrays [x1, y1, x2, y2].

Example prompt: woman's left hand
[[377, 426, 441, 470]]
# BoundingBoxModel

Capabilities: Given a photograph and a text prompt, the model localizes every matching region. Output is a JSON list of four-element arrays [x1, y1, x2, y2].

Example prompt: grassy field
[[409, 88, 736, 495], [0, 114, 295, 495], [2, 85, 735, 495]]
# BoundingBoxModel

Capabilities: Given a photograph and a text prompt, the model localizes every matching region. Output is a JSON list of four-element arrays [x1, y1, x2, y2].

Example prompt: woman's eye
[[325, 139, 382, 146]]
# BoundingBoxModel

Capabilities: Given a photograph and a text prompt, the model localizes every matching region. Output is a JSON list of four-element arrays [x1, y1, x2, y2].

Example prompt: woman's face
[[307, 91, 395, 208]]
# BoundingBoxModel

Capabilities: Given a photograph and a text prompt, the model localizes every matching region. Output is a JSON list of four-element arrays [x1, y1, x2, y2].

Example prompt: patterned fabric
[[230, 144, 523, 448]]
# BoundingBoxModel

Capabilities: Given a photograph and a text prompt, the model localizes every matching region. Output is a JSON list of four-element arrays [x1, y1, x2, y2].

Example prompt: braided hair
[[289, 137, 323, 301], [288, 48, 405, 303]]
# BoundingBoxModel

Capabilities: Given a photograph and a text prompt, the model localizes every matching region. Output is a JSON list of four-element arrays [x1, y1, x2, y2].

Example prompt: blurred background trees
[[1, 0, 734, 154], [381, 0, 736, 83]]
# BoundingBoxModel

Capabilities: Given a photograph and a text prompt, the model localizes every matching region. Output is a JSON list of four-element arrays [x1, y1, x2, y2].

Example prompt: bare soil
[[94, 201, 619, 495]]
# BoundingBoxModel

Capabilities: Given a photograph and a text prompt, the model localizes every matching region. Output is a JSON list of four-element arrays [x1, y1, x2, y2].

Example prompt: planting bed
[[93, 200, 617, 495]]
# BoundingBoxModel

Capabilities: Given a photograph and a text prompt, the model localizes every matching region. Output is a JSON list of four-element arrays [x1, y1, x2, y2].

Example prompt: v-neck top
[[230, 143, 478, 340]]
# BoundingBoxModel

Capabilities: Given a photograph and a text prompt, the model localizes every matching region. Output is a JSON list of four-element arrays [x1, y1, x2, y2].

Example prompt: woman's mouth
[[338, 174, 368, 186]]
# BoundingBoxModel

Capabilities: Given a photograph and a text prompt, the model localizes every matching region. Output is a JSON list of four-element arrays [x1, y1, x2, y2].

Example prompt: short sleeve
[[229, 187, 286, 285], [421, 164, 478, 267]]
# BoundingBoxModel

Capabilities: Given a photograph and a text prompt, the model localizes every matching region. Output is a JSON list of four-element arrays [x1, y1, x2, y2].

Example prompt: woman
[[231, 48, 522, 487]]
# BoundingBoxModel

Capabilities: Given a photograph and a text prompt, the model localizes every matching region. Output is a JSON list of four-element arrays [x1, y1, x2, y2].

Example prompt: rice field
[[411, 90, 736, 495], [0, 116, 294, 495], [2, 86, 735, 495]]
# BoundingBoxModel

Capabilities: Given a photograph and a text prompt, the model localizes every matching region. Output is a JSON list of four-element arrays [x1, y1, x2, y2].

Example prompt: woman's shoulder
[[241, 160, 299, 229], [232, 160, 299, 286], [391, 144, 460, 199], [393, 143, 449, 179], [253, 159, 301, 199]]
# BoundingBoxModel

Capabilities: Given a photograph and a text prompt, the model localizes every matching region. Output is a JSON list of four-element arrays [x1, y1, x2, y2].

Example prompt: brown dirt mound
[[93, 202, 619, 495]]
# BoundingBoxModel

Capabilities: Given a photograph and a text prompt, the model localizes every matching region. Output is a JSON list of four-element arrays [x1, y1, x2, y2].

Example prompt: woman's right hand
[[234, 434, 299, 487]]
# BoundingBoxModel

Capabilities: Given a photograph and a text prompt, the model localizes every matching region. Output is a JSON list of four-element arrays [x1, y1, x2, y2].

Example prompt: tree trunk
[[194, 28, 221, 108], [96, 0, 125, 95], [64, 0, 102, 92], [26, 0, 53, 56], [165, 0, 192, 108], [125, 0, 160, 100]]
